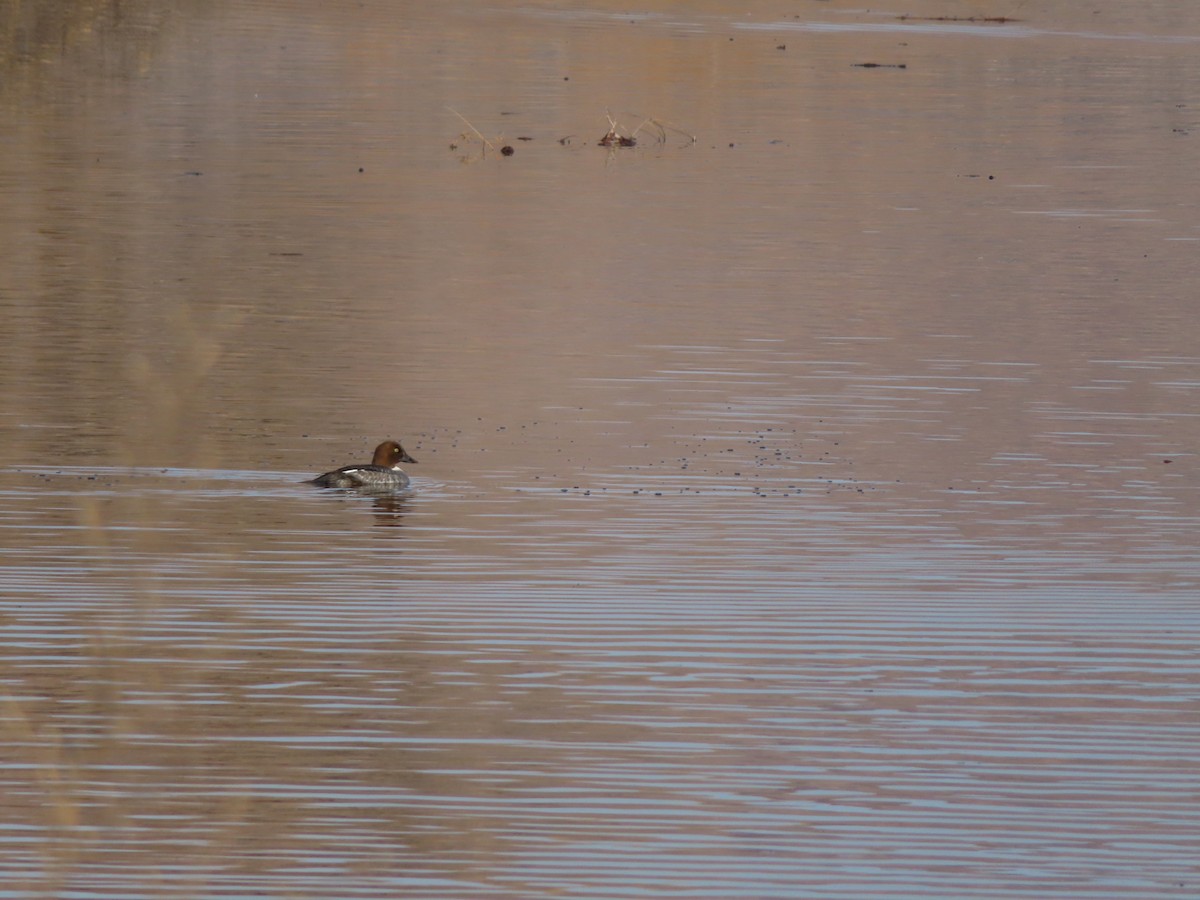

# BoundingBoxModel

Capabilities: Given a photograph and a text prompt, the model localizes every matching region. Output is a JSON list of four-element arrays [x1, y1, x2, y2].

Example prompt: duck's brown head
[[372, 440, 417, 468]]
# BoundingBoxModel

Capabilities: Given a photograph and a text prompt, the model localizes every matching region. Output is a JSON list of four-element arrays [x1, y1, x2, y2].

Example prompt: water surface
[[1, 2, 1198, 898]]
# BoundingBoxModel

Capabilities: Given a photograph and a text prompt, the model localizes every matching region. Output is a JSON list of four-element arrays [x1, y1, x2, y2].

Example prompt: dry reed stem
[[603, 110, 696, 148], [447, 107, 497, 153]]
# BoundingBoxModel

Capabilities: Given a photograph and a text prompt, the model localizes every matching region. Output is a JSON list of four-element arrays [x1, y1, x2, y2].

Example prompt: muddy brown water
[[2, 2, 1198, 898]]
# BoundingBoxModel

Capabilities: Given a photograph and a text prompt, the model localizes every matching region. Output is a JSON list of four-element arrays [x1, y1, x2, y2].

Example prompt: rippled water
[[2, 2, 1199, 898]]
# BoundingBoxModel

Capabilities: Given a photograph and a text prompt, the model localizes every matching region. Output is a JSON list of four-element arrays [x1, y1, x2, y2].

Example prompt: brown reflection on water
[[2, 2, 1200, 898]]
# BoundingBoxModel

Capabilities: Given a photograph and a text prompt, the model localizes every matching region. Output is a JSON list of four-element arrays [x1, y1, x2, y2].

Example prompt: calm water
[[2, 2, 1198, 898]]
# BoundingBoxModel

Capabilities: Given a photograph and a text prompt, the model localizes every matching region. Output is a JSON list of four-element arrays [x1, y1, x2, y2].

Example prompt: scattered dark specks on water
[[897, 14, 1020, 23]]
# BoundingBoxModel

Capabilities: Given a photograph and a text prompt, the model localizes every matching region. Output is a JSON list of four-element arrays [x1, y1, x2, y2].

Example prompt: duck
[[309, 440, 417, 491]]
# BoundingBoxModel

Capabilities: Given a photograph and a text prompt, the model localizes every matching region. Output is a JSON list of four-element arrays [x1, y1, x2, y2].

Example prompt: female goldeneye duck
[[309, 440, 417, 490]]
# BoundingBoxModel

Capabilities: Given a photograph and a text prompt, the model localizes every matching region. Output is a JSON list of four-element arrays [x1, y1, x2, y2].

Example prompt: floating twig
[[599, 111, 696, 148], [599, 111, 637, 147], [630, 115, 697, 146], [447, 107, 499, 156]]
